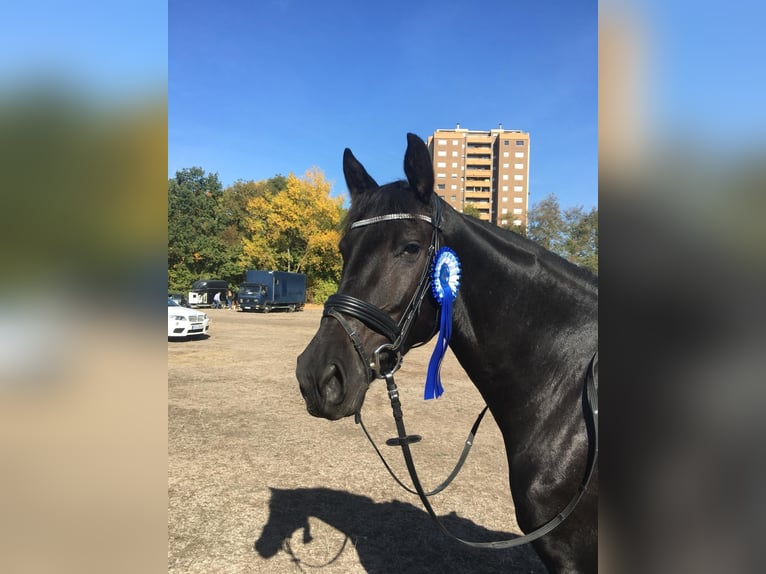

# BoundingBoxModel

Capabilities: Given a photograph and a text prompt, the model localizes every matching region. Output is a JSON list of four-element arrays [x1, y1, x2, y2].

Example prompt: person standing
[[213, 290, 221, 309], [226, 289, 232, 310]]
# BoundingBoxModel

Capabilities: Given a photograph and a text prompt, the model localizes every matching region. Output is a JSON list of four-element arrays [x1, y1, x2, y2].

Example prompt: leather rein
[[322, 197, 599, 549]]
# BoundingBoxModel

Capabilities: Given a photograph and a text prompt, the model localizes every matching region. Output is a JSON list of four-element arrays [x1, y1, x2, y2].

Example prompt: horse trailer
[[188, 279, 228, 308]]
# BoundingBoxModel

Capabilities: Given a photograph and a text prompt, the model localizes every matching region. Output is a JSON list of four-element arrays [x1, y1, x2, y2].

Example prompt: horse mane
[[457, 207, 598, 290]]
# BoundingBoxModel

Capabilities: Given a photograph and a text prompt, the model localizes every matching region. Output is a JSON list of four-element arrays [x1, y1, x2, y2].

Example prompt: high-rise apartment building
[[426, 125, 530, 229]]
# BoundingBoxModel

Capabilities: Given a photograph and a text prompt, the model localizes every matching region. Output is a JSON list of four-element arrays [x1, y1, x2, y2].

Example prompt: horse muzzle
[[296, 333, 368, 420]]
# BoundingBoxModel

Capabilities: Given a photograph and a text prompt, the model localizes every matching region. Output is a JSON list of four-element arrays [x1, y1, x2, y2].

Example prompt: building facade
[[426, 125, 530, 229]]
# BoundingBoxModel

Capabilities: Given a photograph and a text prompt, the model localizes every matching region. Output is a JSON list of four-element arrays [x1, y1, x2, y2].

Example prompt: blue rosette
[[424, 247, 461, 400]]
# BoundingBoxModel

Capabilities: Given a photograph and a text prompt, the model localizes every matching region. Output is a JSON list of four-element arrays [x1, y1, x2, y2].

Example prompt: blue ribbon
[[424, 248, 460, 400]]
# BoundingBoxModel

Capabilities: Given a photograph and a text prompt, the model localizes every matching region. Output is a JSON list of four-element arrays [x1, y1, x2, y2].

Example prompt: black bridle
[[323, 198, 443, 381], [322, 196, 599, 550]]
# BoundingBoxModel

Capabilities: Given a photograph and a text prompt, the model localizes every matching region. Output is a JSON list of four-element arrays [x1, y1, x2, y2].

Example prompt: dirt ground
[[168, 306, 547, 573]]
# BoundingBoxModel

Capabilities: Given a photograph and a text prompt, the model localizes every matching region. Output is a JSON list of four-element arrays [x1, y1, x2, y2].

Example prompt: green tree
[[167, 167, 228, 291], [563, 206, 598, 273], [500, 221, 527, 237], [527, 193, 566, 253], [462, 203, 482, 219], [527, 193, 598, 274]]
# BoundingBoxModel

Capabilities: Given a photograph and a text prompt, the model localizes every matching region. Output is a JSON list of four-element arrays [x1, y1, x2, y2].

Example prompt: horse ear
[[404, 133, 434, 203], [343, 148, 378, 198]]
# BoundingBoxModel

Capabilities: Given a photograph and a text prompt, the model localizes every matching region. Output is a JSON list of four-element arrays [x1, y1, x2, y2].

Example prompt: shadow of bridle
[[254, 487, 547, 574]]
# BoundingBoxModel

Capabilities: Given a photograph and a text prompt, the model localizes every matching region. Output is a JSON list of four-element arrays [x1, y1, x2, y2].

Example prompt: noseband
[[323, 198, 443, 381]]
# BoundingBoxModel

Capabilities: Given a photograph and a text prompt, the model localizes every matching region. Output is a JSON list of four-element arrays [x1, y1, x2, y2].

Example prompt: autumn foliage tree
[[215, 175, 287, 287], [241, 168, 344, 300]]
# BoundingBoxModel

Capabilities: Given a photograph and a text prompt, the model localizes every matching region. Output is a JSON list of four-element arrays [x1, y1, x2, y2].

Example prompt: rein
[[322, 197, 599, 549], [373, 353, 598, 550]]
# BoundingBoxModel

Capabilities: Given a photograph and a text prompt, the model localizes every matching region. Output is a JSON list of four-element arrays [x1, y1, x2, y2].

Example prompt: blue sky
[[169, 0, 597, 209]]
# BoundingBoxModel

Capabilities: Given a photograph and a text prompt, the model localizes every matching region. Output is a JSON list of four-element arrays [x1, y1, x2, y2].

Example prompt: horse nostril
[[319, 363, 344, 405]]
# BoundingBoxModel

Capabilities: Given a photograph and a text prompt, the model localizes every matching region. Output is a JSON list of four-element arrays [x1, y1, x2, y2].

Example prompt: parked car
[[168, 292, 189, 307], [168, 298, 210, 339]]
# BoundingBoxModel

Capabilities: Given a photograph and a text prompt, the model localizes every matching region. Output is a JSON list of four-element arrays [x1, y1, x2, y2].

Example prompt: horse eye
[[403, 242, 421, 255]]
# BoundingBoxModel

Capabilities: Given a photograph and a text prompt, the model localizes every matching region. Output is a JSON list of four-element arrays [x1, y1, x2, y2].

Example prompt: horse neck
[[443, 212, 597, 407]]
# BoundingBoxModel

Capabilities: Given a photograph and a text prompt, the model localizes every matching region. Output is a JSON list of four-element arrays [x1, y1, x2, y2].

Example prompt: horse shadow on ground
[[254, 487, 547, 573]]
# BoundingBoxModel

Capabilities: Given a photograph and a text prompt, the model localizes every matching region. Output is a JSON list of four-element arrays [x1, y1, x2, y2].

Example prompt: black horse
[[296, 133, 598, 573]]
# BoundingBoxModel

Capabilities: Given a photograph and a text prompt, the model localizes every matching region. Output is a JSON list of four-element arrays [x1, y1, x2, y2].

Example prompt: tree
[[527, 193, 598, 274], [501, 221, 527, 237], [168, 167, 228, 291], [527, 193, 566, 253], [563, 206, 598, 273], [216, 175, 288, 287], [462, 203, 482, 219], [241, 168, 344, 300], [219, 175, 287, 237]]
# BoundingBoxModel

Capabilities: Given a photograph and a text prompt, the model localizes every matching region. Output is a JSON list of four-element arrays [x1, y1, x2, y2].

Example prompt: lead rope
[[363, 352, 598, 550]]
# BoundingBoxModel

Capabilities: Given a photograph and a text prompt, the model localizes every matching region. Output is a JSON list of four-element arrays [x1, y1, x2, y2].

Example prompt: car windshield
[[168, 298, 180, 307]]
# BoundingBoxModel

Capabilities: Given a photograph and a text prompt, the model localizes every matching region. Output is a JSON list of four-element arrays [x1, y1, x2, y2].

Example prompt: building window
[[514, 185, 523, 191], [513, 219, 522, 226], [514, 163, 524, 169], [452, 151, 458, 157], [437, 150, 446, 157], [513, 197, 523, 203], [513, 208, 523, 214], [451, 174, 457, 179], [437, 183, 445, 190], [503, 163, 509, 168], [503, 151, 509, 158], [502, 174, 509, 180], [515, 151, 525, 158], [501, 219, 508, 225], [502, 185, 508, 191], [502, 196, 508, 202], [515, 140, 525, 146], [438, 139, 447, 145], [451, 184, 457, 190], [452, 162, 458, 168], [514, 174, 523, 181], [437, 161, 446, 168], [437, 173, 446, 178], [451, 195, 457, 201], [503, 140, 510, 145], [452, 140, 459, 145]]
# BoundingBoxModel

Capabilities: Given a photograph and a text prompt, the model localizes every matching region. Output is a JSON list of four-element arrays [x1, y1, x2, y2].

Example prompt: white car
[[168, 298, 210, 339]]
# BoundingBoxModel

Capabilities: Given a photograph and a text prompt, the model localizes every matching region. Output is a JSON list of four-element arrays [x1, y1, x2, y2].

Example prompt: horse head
[[296, 134, 440, 420]]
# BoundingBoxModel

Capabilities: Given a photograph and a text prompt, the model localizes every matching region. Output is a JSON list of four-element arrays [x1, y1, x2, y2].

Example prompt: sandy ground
[[168, 306, 546, 573]]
